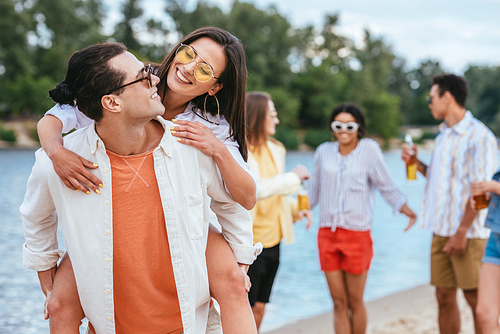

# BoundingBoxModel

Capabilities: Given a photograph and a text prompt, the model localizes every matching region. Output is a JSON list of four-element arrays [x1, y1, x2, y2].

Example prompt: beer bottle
[[405, 134, 417, 181]]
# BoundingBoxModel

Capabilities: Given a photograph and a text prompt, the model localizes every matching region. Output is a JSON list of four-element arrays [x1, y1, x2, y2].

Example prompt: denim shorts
[[483, 232, 500, 266]]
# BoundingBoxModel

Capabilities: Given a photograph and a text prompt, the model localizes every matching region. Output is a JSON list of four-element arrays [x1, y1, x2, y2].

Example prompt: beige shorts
[[430, 234, 487, 290]]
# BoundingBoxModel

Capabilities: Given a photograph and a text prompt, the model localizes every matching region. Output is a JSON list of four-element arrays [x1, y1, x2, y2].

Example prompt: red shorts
[[318, 227, 373, 275]]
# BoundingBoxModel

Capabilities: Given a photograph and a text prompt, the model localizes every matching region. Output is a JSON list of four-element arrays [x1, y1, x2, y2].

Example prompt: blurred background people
[[470, 175, 500, 334], [245, 91, 312, 332], [309, 103, 417, 334], [401, 74, 497, 334]]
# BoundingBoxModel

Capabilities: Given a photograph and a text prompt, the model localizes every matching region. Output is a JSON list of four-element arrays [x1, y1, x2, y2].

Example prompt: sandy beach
[[264, 284, 475, 334]]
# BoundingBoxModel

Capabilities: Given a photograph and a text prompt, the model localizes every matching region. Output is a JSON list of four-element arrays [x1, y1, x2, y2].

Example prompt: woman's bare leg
[[476, 263, 500, 334], [46, 253, 85, 333], [206, 224, 257, 334], [345, 271, 368, 334], [325, 270, 350, 334]]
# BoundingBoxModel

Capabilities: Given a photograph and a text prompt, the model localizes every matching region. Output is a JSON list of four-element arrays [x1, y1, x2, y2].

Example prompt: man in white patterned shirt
[[402, 73, 497, 334]]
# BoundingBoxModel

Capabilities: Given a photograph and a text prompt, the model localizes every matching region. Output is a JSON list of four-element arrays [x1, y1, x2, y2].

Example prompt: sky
[[104, 0, 500, 74]]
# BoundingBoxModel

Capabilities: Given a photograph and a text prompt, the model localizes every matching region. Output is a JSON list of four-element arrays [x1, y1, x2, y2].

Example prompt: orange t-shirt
[[106, 148, 183, 334]]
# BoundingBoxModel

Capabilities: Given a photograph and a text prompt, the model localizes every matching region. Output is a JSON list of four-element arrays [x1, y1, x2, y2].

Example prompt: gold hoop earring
[[203, 93, 220, 124]]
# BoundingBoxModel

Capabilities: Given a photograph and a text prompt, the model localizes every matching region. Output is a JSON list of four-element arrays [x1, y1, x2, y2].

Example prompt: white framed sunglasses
[[331, 121, 360, 133]]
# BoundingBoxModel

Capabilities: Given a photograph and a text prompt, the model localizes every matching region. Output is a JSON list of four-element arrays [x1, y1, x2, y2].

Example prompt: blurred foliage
[[304, 129, 331, 149], [29, 127, 40, 143], [266, 87, 300, 128], [0, 122, 17, 142], [274, 126, 299, 150], [113, 0, 144, 51], [465, 66, 500, 135], [413, 129, 437, 144], [0, 0, 499, 145]]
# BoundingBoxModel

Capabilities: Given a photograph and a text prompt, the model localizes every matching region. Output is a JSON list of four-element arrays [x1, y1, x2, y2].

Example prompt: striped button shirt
[[421, 111, 497, 239], [309, 138, 407, 232]]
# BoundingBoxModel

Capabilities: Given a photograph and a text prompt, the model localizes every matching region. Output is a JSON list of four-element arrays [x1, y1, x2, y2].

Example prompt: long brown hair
[[156, 27, 248, 160], [246, 91, 272, 149]]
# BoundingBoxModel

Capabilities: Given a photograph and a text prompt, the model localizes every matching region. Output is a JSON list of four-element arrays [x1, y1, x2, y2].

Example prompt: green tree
[[1, 0, 108, 115], [114, 0, 143, 51], [266, 86, 300, 128], [292, 64, 348, 128], [0, 0, 33, 116], [290, 15, 351, 128], [228, 2, 295, 89], [465, 66, 500, 124], [400, 60, 444, 125], [363, 92, 401, 140], [2, 73, 56, 115], [227, 2, 300, 127], [165, 0, 229, 35], [347, 31, 402, 139], [136, 18, 172, 63], [0, 0, 32, 81], [29, 0, 106, 80]]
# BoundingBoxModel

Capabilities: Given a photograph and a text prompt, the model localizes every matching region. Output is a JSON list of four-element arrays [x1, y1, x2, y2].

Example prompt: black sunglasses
[[426, 96, 432, 105], [105, 64, 153, 96]]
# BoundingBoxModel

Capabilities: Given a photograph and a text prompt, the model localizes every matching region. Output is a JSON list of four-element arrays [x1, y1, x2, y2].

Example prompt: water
[[0, 148, 432, 333], [0, 149, 49, 333]]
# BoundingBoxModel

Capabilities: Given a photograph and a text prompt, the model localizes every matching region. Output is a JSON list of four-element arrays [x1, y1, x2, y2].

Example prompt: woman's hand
[[400, 203, 417, 232], [296, 210, 313, 230], [471, 180, 498, 196], [470, 181, 496, 210], [170, 119, 224, 157], [49, 145, 102, 194], [170, 119, 257, 209], [469, 196, 477, 210], [292, 165, 311, 182]]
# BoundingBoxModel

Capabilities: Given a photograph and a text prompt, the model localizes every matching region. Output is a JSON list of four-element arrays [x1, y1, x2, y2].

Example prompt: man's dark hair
[[49, 43, 127, 121], [432, 73, 468, 108]]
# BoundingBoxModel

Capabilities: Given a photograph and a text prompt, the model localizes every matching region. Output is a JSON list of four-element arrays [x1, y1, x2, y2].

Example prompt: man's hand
[[37, 266, 57, 319], [443, 232, 467, 256], [43, 290, 53, 320], [38, 267, 57, 297], [401, 143, 418, 164], [237, 263, 251, 292]]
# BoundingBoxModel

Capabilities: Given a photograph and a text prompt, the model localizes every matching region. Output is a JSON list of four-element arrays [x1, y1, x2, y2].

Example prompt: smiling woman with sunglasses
[[308, 103, 417, 334], [36, 27, 259, 334], [175, 44, 219, 82]]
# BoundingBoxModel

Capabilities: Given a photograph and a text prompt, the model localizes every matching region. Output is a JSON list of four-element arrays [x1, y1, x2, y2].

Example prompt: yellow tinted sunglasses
[[175, 44, 219, 83]]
